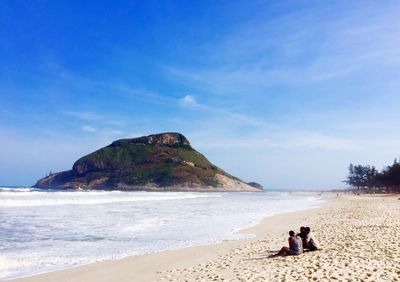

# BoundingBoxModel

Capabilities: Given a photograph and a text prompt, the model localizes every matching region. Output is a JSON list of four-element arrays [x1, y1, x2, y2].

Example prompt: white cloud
[[177, 94, 267, 128], [180, 95, 200, 108], [63, 111, 102, 121], [81, 125, 96, 132], [104, 129, 124, 136], [81, 125, 124, 136]]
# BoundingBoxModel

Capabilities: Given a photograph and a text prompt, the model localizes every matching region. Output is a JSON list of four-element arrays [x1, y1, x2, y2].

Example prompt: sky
[[1, 1, 400, 189]]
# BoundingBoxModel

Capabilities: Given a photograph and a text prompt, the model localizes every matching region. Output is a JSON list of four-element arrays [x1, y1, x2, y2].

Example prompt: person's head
[[289, 230, 295, 236], [300, 226, 305, 233], [304, 227, 311, 234]]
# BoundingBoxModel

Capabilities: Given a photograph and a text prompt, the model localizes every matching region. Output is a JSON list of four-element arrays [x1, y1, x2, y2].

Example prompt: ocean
[[0, 187, 324, 280]]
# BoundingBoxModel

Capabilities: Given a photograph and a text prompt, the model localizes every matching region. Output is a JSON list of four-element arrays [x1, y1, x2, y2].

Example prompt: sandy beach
[[10, 193, 400, 282]]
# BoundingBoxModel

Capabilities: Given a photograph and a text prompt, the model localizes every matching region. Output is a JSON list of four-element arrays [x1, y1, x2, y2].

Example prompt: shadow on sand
[[244, 249, 322, 261]]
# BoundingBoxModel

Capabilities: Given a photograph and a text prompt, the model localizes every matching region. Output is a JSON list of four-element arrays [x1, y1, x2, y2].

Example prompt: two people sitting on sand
[[277, 226, 318, 256]]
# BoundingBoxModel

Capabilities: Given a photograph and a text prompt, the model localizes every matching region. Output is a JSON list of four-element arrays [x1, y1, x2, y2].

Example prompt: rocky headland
[[35, 132, 263, 192]]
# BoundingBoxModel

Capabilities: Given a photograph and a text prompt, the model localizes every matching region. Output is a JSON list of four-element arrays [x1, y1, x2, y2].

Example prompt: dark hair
[[300, 226, 305, 232], [289, 230, 295, 236], [304, 227, 311, 233]]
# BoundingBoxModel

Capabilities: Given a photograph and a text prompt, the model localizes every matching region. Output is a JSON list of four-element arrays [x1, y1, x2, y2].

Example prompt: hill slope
[[35, 133, 262, 192]]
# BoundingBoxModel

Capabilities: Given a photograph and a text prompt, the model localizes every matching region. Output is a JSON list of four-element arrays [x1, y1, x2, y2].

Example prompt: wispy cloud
[[165, 3, 400, 95], [63, 111, 102, 121], [103, 129, 124, 136], [192, 131, 359, 151], [127, 132, 145, 138], [114, 84, 176, 105], [81, 125, 124, 136], [112, 83, 266, 128], [177, 94, 267, 128], [107, 120, 127, 127], [278, 133, 359, 151], [81, 125, 96, 132]]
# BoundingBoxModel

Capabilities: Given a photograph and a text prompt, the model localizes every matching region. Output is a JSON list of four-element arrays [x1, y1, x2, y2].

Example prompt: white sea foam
[[0, 190, 218, 207], [0, 188, 324, 280]]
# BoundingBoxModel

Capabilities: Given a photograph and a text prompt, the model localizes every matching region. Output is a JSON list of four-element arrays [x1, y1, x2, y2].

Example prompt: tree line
[[345, 158, 400, 192]]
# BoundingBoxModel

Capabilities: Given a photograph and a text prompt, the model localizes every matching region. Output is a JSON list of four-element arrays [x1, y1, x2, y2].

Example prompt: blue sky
[[1, 1, 400, 189]]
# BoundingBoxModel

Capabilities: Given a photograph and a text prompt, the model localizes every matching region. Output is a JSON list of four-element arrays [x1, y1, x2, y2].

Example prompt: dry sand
[[11, 194, 400, 282]]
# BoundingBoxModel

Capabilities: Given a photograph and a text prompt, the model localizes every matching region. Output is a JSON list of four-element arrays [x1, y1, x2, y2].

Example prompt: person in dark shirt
[[296, 226, 306, 248], [296, 226, 305, 238], [303, 227, 318, 251]]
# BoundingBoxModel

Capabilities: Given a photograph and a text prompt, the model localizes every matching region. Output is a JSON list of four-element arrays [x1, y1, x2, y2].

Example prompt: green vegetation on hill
[[72, 142, 221, 187], [34, 132, 258, 191]]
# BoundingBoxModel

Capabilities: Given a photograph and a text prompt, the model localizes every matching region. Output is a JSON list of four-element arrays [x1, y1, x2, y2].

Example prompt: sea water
[[0, 187, 324, 280]]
